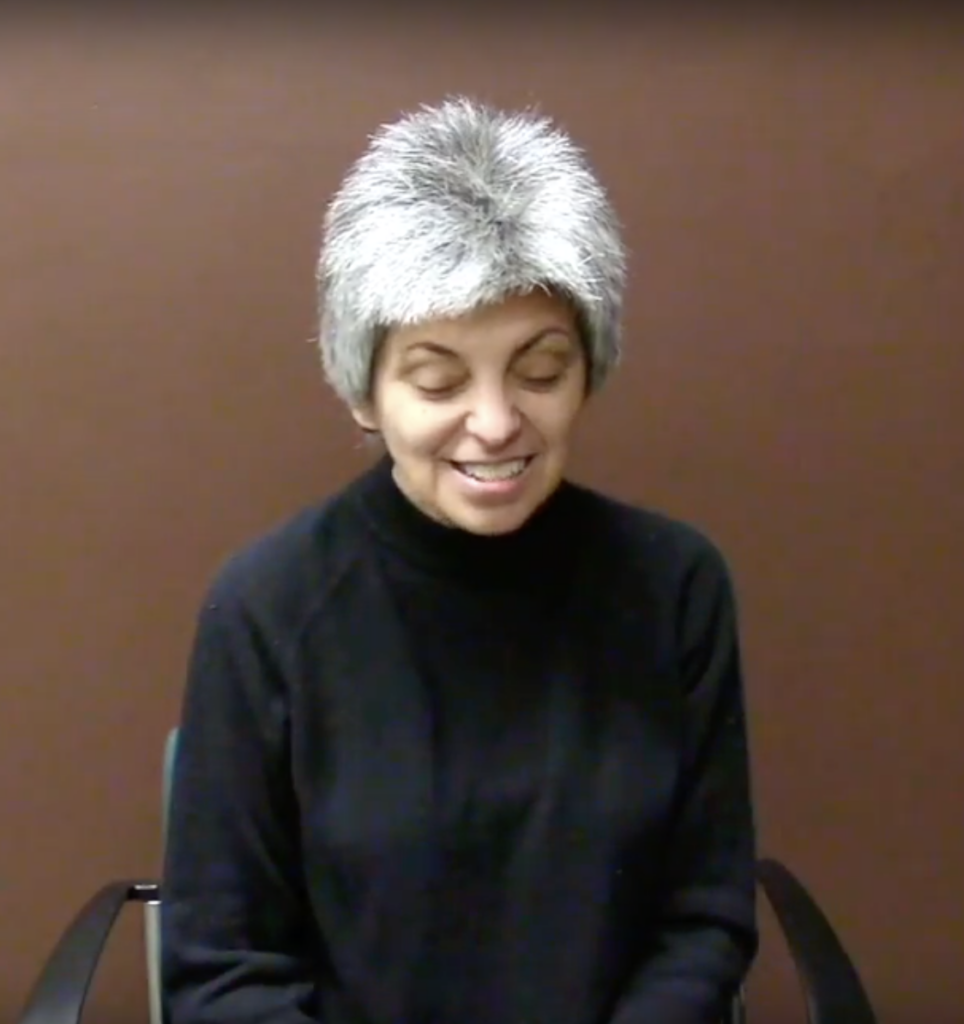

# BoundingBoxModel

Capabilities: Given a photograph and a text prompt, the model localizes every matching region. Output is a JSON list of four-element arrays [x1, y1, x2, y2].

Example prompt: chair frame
[[15, 858, 877, 1024], [15, 728, 879, 1024]]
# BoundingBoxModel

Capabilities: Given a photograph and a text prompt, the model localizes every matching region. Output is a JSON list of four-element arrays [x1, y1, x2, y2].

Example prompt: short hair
[[315, 96, 628, 407]]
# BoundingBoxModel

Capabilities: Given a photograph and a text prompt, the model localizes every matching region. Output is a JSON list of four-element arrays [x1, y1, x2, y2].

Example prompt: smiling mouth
[[450, 457, 534, 483]]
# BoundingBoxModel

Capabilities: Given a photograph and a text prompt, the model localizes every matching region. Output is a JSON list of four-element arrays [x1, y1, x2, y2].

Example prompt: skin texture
[[351, 290, 589, 536]]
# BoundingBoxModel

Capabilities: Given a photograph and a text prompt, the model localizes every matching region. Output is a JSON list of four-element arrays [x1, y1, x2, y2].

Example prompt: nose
[[465, 387, 521, 447]]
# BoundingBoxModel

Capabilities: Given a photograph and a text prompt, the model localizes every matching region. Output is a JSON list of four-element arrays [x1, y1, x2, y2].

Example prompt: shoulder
[[565, 479, 735, 600], [567, 482, 743, 693], [198, 473, 369, 637]]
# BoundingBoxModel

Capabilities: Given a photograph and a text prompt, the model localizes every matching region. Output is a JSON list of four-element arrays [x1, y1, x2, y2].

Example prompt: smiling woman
[[355, 290, 588, 535], [319, 95, 625, 537], [161, 96, 760, 1024]]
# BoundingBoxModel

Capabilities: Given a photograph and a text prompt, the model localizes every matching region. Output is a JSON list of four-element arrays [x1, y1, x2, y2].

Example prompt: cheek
[[525, 389, 585, 446], [380, 396, 461, 458]]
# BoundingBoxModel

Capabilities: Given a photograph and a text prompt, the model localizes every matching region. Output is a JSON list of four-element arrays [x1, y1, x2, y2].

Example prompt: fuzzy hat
[[316, 96, 628, 406]]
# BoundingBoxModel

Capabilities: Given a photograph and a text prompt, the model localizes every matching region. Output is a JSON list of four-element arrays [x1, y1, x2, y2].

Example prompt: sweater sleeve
[[161, 573, 321, 1024], [611, 539, 760, 1024]]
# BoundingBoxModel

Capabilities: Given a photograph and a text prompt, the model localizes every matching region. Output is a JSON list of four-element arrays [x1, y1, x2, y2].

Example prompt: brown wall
[[2, 12, 962, 1024]]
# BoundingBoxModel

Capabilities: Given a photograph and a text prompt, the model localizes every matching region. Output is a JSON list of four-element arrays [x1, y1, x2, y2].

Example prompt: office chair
[[16, 728, 878, 1024]]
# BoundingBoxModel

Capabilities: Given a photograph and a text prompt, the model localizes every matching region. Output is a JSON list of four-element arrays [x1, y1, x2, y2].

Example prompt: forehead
[[384, 290, 579, 358]]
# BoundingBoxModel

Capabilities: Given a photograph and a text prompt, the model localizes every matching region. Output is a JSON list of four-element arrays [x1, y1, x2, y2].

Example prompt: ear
[[350, 403, 379, 433]]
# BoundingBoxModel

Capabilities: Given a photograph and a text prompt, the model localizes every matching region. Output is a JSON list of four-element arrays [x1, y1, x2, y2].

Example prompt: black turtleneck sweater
[[161, 458, 758, 1024]]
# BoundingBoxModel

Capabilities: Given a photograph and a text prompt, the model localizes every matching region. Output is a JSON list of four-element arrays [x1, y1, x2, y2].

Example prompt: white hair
[[316, 96, 628, 407]]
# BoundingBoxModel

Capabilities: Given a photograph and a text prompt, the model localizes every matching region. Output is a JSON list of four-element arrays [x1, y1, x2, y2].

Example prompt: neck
[[353, 455, 580, 588]]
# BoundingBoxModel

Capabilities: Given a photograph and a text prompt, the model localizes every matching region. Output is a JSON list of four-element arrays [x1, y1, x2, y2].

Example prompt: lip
[[448, 456, 536, 502]]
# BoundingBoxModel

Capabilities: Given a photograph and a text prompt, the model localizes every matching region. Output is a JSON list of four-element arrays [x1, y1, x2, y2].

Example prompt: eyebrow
[[403, 341, 460, 358], [404, 326, 574, 359]]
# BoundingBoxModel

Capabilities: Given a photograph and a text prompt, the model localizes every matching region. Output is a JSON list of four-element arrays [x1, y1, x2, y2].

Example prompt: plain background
[[2, 10, 962, 1024]]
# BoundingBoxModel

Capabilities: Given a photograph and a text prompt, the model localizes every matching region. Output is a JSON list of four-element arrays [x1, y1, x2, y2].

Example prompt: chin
[[461, 514, 528, 536], [442, 498, 539, 536]]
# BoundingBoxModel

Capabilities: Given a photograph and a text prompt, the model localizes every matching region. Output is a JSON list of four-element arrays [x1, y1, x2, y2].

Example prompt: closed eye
[[414, 381, 463, 399], [522, 373, 565, 389]]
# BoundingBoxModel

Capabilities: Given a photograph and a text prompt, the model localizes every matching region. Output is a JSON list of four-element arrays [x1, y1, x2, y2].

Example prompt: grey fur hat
[[316, 96, 627, 407]]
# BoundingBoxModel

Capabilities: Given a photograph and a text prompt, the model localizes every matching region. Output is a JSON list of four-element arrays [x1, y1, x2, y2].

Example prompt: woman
[[161, 97, 758, 1024]]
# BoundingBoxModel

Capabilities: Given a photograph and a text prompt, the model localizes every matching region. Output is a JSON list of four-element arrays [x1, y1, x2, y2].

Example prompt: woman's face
[[352, 290, 589, 535]]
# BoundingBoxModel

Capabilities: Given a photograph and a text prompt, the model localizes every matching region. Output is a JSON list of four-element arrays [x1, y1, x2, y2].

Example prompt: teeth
[[457, 458, 528, 482]]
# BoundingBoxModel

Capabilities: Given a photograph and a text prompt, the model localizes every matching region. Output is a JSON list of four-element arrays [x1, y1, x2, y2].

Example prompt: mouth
[[449, 456, 535, 484]]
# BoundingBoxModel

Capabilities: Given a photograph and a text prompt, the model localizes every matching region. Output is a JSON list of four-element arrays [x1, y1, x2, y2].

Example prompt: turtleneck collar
[[352, 455, 580, 589]]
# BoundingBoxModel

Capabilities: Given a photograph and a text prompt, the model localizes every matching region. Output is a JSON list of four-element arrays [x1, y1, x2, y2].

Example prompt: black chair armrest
[[17, 880, 160, 1024], [17, 862, 877, 1024], [757, 858, 877, 1024]]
